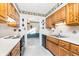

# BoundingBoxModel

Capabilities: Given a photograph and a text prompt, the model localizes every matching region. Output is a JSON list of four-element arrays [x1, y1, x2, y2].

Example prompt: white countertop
[[41, 29, 79, 45], [0, 36, 21, 56]]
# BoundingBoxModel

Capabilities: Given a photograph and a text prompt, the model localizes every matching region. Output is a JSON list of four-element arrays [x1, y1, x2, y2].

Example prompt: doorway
[[27, 20, 40, 46]]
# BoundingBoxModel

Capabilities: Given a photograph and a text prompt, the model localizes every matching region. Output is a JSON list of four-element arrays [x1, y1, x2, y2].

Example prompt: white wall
[[20, 14, 27, 45], [44, 22, 79, 37], [27, 22, 39, 33], [54, 23, 79, 37], [0, 23, 18, 38], [20, 13, 45, 46]]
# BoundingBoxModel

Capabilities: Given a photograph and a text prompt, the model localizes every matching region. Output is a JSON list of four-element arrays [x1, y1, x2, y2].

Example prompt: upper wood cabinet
[[0, 3, 20, 27], [46, 6, 66, 29], [46, 3, 79, 29], [53, 6, 66, 23], [46, 15, 55, 29], [66, 3, 79, 25], [7, 3, 20, 27], [0, 3, 8, 22]]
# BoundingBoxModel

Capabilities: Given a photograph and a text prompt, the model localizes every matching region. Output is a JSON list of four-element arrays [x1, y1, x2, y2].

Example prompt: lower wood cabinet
[[59, 40, 70, 50], [10, 42, 20, 56], [46, 39, 59, 56], [70, 43, 79, 55], [46, 36, 79, 56], [70, 52, 79, 56], [59, 47, 70, 56]]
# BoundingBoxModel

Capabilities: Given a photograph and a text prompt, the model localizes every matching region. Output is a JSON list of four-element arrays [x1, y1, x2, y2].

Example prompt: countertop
[[0, 35, 22, 56], [41, 29, 79, 45]]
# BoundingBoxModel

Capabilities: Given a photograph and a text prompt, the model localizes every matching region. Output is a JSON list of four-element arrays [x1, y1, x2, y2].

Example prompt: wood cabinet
[[54, 6, 66, 23], [46, 39, 59, 56], [66, 3, 79, 25], [46, 15, 55, 29], [46, 39, 54, 54], [46, 36, 79, 56], [0, 3, 8, 22], [70, 44, 79, 55], [59, 40, 70, 50], [0, 3, 20, 27], [59, 47, 70, 56], [10, 42, 20, 56], [46, 3, 79, 29], [46, 6, 66, 29], [47, 36, 59, 45], [70, 52, 79, 56], [7, 22, 17, 27], [7, 3, 20, 27]]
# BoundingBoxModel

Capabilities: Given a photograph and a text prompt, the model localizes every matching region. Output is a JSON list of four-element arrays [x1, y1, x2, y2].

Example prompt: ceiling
[[16, 3, 62, 17]]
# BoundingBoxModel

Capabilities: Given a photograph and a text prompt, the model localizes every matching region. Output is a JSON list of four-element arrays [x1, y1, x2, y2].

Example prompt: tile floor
[[23, 38, 53, 56]]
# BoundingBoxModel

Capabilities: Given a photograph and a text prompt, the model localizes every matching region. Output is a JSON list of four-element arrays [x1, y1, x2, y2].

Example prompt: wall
[[20, 13, 45, 46], [27, 21, 39, 33], [48, 22, 79, 37], [0, 23, 17, 38], [21, 14, 45, 33]]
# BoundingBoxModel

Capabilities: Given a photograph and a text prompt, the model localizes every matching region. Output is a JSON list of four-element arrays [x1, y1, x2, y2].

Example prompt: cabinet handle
[[75, 18, 77, 21]]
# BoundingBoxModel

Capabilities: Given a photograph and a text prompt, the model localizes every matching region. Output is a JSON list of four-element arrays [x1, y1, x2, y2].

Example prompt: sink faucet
[[58, 30, 62, 37]]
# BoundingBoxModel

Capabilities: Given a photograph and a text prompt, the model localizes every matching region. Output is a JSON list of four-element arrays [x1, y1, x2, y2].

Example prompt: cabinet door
[[70, 43, 79, 55], [59, 40, 70, 50], [0, 3, 7, 21], [70, 52, 79, 56], [7, 3, 20, 27], [60, 6, 66, 20], [46, 40, 53, 53], [66, 4, 74, 24], [74, 3, 79, 24], [51, 42, 59, 56], [11, 42, 20, 56], [46, 39, 59, 56], [46, 18, 49, 28], [66, 3, 79, 25], [47, 36, 59, 45], [46, 16, 52, 29], [59, 47, 70, 56], [7, 3, 12, 17]]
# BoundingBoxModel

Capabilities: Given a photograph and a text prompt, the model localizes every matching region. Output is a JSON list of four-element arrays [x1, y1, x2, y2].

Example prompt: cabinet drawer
[[47, 36, 59, 45], [46, 39, 53, 52], [71, 44, 79, 55], [59, 47, 70, 56], [70, 52, 79, 56], [59, 40, 70, 50]]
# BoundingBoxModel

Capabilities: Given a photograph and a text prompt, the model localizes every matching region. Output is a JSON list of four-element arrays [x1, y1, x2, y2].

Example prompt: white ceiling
[[16, 3, 57, 16]]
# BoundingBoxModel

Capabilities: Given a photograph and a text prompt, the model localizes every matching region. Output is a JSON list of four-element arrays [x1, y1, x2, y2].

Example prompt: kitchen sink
[[11, 36, 20, 39], [4, 36, 14, 39], [51, 35, 68, 38]]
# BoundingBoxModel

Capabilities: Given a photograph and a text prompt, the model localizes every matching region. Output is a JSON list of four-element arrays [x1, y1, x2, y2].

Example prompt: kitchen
[[0, 3, 79, 56]]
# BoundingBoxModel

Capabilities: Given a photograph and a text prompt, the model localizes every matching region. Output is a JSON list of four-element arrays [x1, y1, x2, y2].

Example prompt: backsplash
[[44, 22, 79, 37], [51, 23, 79, 37], [0, 23, 18, 38]]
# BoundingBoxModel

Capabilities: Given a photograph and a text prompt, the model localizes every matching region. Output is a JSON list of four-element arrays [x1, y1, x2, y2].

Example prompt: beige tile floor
[[23, 38, 53, 56]]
